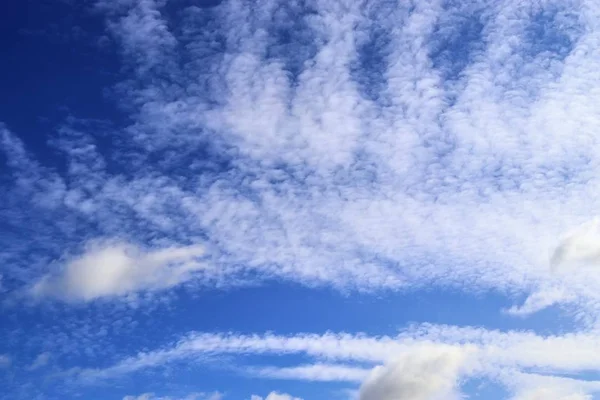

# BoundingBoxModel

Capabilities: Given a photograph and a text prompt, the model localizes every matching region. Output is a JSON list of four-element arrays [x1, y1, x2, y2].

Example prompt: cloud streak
[[30, 240, 206, 301], [66, 324, 600, 399]]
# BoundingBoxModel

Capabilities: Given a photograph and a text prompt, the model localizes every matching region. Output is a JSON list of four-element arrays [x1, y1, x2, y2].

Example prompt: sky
[[3, 0, 600, 399]]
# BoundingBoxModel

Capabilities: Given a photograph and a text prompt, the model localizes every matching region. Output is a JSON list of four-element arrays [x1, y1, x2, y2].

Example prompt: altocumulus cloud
[[2, 0, 599, 313], [3, 0, 600, 398]]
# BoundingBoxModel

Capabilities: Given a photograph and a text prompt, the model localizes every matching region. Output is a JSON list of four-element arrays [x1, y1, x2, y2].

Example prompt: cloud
[[2, 0, 600, 318], [551, 217, 600, 269], [507, 372, 600, 400], [512, 388, 591, 400], [256, 364, 370, 383], [30, 240, 206, 301], [505, 286, 576, 316], [59, 321, 600, 400], [358, 345, 468, 400], [71, 323, 600, 394], [251, 392, 303, 400], [0, 355, 11, 368], [27, 352, 51, 371], [123, 392, 222, 400]]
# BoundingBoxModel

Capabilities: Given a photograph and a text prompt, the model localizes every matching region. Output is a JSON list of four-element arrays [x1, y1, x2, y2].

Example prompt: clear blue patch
[[264, 3, 320, 87], [524, 7, 580, 61], [429, 14, 486, 82], [461, 377, 510, 400], [351, 24, 392, 103]]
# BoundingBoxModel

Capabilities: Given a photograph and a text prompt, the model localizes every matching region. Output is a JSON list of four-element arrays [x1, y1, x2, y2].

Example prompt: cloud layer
[[30, 241, 206, 301], [4, 0, 600, 398]]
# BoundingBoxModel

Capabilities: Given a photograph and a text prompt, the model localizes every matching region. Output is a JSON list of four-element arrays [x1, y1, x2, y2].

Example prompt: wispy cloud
[[27, 352, 51, 371], [65, 324, 600, 398], [358, 345, 467, 400], [0, 355, 11, 369], [251, 392, 303, 400], [506, 372, 600, 400], [30, 240, 206, 301], [5, 0, 600, 397], [123, 392, 222, 400], [256, 364, 369, 383]]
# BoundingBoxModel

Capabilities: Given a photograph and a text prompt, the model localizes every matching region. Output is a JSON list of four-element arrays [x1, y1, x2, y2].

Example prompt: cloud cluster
[[30, 241, 206, 301], [123, 392, 222, 400], [251, 392, 303, 400], [70, 324, 600, 399], [551, 217, 600, 270], [508, 373, 600, 400], [6, 0, 600, 398], [2, 0, 600, 318], [358, 345, 467, 400]]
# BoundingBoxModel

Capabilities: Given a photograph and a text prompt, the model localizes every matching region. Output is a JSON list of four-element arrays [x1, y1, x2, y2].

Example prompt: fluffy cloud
[[358, 345, 468, 400], [513, 388, 590, 400], [256, 364, 370, 383], [3, 0, 599, 310], [30, 241, 206, 301], [251, 392, 303, 400], [507, 373, 600, 400], [551, 217, 600, 270], [1, 0, 600, 324], [123, 392, 222, 400]]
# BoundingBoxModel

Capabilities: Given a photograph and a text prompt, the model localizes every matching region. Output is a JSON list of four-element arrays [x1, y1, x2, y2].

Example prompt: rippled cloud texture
[[2, 0, 600, 398]]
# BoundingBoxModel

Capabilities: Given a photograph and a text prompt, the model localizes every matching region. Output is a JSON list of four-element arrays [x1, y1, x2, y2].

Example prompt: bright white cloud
[[6, 0, 600, 397], [512, 388, 591, 400], [71, 324, 600, 398], [252, 392, 303, 400], [123, 392, 222, 400], [505, 286, 576, 316], [551, 217, 600, 270], [257, 364, 370, 383], [31, 240, 206, 301], [506, 372, 600, 400], [358, 345, 468, 400], [2, 0, 600, 318]]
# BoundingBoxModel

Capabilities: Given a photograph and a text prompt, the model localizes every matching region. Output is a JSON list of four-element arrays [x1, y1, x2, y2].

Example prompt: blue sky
[[2, 0, 600, 399]]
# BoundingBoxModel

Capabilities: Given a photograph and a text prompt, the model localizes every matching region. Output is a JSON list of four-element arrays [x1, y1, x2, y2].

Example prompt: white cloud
[[551, 217, 600, 270], [123, 392, 222, 400], [512, 388, 591, 400], [31, 240, 206, 301], [358, 345, 468, 400], [257, 364, 370, 383], [3, 0, 600, 318], [251, 392, 303, 400], [506, 372, 600, 400], [71, 324, 600, 396], [9, 0, 600, 398], [505, 286, 576, 316], [0, 355, 10, 368], [28, 352, 51, 371]]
